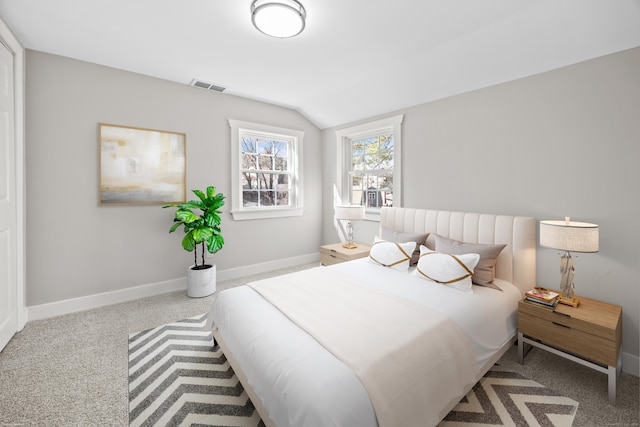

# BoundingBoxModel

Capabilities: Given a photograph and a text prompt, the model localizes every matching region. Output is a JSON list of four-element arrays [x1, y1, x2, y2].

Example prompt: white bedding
[[248, 266, 478, 427], [210, 257, 522, 427]]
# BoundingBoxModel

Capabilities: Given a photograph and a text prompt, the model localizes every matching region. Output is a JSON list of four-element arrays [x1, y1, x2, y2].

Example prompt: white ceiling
[[0, 0, 639, 129]]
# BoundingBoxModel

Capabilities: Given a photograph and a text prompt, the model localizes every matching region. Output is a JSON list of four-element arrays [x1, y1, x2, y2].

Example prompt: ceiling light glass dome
[[251, 0, 306, 38]]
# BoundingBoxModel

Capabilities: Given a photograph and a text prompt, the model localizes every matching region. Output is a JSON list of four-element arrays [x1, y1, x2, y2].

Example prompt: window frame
[[229, 119, 304, 221], [335, 114, 403, 219]]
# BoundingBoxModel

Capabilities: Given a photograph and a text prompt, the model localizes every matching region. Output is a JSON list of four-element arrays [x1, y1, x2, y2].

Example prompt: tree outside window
[[229, 119, 304, 221], [241, 137, 291, 208], [335, 114, 403, 214], [349, 134, 394, 208]]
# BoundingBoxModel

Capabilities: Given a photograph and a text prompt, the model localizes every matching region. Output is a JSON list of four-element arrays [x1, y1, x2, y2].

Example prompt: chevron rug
[[128, 313, 263, 427], [440, 366, 579, 426], [128, 314, 578, 427]]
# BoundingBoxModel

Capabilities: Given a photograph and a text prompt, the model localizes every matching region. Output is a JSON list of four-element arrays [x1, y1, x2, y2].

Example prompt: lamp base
[[342, 242, 358, 249], [558, 296, 580, 307]]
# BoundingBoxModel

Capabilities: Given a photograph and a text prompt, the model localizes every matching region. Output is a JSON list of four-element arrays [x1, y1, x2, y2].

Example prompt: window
[[336, 115, 403, 215], [229, 119, 304, 220]]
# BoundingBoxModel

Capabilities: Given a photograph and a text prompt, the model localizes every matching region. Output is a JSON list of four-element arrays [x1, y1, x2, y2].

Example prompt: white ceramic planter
[[186, 264, 216, 298]]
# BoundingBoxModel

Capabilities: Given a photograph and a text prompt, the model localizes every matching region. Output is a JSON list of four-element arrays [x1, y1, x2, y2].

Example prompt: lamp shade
[[334, 205, 365, 221], [540, 218, 599, 253], [251, 0, 306, 38]]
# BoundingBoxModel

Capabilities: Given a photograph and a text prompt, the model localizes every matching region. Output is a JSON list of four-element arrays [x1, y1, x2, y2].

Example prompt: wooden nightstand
[[320, 243, 371, 266], [518, 293, 622, 404]]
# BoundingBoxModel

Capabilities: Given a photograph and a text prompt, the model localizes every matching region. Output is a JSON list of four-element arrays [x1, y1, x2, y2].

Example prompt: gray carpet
[[1, 262, 638, 426]]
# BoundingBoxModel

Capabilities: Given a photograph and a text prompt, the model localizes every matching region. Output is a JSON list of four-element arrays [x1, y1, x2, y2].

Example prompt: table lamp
[[539, 217, 599, 307], [334, 205, 365, 249]]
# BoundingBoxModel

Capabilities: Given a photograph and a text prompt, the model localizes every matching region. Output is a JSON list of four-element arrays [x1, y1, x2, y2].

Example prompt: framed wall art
[[99, 123, 186, 205]]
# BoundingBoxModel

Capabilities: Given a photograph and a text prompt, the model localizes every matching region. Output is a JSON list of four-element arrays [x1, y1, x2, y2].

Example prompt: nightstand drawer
[[519, 311, 618, 366], [320, 247, 352, 262], [320, 252, 342, 266], [320, 243, 370, 266], [519, 299, 618, 342]]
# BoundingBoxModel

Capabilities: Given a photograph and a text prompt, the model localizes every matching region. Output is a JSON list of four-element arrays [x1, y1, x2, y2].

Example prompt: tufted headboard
[[380, 207, 536, 293]]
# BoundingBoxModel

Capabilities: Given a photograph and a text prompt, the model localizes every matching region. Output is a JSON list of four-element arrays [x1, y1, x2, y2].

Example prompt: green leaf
[[193, 189, 206, 202], [207, 234, 225, 254], [214, 194, 226, 209], [206, 186, 216, 199], [168, 222, 183, 233], [181, 232, 196, 252], [204, 211, 221, 228], [175, 209, 199, 224], [192, 226, 213, 244], [204, 192, 224, 209], [179, 201, 204, 210], [182, 222, 198, 233]]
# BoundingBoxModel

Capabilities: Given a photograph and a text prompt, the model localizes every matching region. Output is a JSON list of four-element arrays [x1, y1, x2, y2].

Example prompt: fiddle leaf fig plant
[[164, 186, 225, 269]]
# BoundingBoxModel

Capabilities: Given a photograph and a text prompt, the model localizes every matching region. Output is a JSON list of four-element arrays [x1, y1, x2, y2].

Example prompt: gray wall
[[25, 50, 323, 306], [322, 47, 640, 366]]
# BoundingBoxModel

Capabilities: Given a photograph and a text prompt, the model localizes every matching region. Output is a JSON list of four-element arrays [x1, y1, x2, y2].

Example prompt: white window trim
[[335, 114, 403, 220], [229, 119, 304, 221]]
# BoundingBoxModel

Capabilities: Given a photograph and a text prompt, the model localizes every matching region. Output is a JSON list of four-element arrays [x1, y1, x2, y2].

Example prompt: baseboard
[[622, 352, 640, 377], [26, 252, 320, 322], [27, 277, 187, 321], [216, 252, 319, 282]]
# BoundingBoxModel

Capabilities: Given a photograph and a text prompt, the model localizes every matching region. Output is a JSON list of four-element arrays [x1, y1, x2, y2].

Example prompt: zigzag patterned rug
[[128, 314, 578, 427], [441, 366, 578, 426], [128, 313, 264, 427]]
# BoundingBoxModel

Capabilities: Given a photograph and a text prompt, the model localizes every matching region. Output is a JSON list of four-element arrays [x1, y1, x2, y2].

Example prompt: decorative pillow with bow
[[413, 245, 480, 292], [367, 236, 416, 272]]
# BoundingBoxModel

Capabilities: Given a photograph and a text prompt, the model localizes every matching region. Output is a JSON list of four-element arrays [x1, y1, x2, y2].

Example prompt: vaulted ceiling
[[0, 0, 639, 128]]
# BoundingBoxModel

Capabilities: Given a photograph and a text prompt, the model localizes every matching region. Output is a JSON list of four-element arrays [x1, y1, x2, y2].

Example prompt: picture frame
[[99, 123, 186, 205]]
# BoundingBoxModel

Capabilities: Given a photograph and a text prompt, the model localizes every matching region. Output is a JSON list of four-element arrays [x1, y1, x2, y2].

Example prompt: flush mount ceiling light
[[251, 0, 306, 38]]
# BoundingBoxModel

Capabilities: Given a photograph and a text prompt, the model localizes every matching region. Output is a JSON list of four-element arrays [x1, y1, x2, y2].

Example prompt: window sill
[[364, 209, 381, 222], [231, 207, 304, 221]]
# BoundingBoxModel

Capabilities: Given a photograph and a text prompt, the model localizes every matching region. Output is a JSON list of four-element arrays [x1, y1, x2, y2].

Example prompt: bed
[[209, 207, 536, 427]]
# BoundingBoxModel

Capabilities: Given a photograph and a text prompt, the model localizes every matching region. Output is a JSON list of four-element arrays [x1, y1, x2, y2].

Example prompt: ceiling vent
[[189, 79, 226, 92]]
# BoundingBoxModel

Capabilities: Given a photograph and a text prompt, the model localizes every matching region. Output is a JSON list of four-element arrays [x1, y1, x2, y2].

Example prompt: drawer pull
[[330, 249, 337, 253], [552, 321, 571, 329], [553, 311, 571, 318]]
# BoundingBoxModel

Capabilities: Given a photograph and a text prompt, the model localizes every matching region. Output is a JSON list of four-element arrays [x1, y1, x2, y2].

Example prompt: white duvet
[[210, 258, 522, 427]]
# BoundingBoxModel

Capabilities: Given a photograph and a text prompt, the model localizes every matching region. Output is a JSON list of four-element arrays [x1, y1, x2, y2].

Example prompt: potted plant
[[164, 186, 225, 297]]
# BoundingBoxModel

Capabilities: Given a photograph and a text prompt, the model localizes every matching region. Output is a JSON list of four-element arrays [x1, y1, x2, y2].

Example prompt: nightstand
[[320, 243, 370, 266], [518, 292, 622, 405]]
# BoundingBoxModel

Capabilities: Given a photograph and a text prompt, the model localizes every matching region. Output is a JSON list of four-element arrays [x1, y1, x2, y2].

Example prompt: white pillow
[[413, 245, 480, 292], [368, 237, 416, 271]]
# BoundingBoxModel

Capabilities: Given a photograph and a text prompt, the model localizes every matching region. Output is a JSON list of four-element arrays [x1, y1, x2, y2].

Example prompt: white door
[[0, 40, 17, 352]]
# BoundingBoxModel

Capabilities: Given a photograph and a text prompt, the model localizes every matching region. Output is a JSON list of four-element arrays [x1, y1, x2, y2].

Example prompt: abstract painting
[[99, 123, 186, 205]]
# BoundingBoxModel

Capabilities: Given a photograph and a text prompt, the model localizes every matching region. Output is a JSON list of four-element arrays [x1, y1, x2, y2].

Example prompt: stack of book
[[524, 287, 560, 308]]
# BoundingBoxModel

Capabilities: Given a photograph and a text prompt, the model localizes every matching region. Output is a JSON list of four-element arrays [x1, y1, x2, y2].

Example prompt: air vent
[[189, 79, 226, 92]]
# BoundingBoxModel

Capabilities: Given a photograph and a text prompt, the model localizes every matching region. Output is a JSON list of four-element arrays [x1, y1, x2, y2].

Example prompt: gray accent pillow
[[380, 226, 429, 265], [434, 234, 506, 290]]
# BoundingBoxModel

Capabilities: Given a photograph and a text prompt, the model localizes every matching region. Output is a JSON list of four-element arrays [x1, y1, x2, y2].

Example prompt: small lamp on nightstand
[[334, 205, 365, 249], [540, 217, 599, 307]]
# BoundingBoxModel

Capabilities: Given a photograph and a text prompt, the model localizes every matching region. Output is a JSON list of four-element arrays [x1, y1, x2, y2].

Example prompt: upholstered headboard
[[380, 207, 536, 293]]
